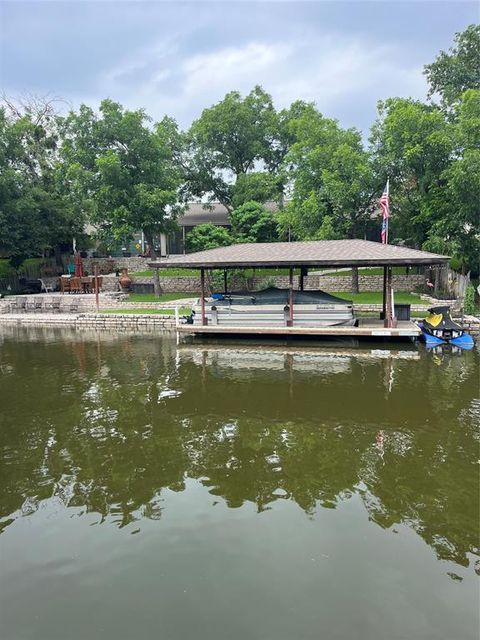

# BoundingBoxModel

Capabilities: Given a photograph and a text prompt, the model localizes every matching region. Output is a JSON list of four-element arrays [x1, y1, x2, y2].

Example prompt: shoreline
[[0, 312, 177, 330], [1, 311, 478, 336]]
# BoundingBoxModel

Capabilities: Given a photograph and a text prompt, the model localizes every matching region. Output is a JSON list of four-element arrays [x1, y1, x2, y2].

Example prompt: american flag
[[380, 180, 390, 244]]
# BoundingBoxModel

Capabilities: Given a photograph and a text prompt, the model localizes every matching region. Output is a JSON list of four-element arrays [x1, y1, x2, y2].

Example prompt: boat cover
[[211, 287, 352, 307]]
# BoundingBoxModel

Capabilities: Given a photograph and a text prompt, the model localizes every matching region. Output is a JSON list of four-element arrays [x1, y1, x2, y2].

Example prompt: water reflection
[[0, 326, 478, 574]]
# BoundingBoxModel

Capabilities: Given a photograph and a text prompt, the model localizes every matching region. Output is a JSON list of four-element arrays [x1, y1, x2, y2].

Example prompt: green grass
[[101, 307, 191, 315], [132, 268, 298, 278], [326, 267, 411, 277], [332, 291, 423, 305], [126, 292, 197, 303], [127, 290, 423, 306]]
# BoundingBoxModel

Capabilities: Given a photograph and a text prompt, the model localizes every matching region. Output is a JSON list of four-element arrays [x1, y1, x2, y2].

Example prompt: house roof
[[178, 201, 279, 227], [149, 239, 449, 269]]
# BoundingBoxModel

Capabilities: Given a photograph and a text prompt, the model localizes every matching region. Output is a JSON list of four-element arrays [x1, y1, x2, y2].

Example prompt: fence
[[0, 257, 67, 294]]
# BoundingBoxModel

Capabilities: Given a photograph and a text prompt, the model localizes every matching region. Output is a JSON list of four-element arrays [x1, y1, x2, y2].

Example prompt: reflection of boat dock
[[179, 344, 420, 375], [178, 317, 422, 339]]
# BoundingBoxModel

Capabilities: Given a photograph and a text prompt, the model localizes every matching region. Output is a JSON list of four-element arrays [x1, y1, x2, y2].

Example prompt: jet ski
[[421, 305, 474, 349]]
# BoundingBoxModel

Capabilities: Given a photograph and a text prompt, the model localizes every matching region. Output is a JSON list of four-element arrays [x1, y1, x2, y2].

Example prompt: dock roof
[[150, 239, 449, 269]]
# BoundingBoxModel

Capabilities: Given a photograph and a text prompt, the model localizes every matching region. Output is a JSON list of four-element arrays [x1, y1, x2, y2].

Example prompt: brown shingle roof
[[150, 239, 449, 269]]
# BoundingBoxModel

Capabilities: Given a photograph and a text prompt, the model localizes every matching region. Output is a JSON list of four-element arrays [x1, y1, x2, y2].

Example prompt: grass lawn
[[126, 292, 197, 303], [326, 267, 412, 277], [332, 291, 423, 305], [131, 268, 298, 278], [101, 307, 191, 315], [126, 291, 423, 305]]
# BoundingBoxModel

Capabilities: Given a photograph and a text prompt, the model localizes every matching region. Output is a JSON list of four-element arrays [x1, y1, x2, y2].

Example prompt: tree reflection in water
[[0, 327, 478, 573]]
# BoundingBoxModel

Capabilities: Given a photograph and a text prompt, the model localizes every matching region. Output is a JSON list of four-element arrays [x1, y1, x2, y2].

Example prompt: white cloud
[[67, 29, 428, 133]]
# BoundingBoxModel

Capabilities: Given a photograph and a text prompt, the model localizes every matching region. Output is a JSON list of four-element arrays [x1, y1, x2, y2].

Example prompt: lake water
[[0, 326, 478, 640]]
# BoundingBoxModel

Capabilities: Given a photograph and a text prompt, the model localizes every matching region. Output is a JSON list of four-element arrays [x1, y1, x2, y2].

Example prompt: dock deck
[[177, 318, 422, 338]]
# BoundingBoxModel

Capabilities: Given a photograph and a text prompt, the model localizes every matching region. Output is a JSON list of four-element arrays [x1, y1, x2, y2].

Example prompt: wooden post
[[223, 269, 228, 295], [382, 266, 387, 321], [300, 266, 307, 291], [182, 226, 186, 255], [94, 264, 99, 312], [288, 267, 294, 327], [200, 268, 206, 325], [385, 267, 394, 328], [351, 266, 359, 294]]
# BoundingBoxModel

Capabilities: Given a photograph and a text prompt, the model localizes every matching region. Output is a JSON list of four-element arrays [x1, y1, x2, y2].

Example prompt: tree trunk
[[351, 266, 359, 294], [146, 232, 161, 297]]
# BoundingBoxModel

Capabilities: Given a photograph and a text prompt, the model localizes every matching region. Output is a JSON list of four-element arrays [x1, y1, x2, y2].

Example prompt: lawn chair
[[39, 279, 53, 293]]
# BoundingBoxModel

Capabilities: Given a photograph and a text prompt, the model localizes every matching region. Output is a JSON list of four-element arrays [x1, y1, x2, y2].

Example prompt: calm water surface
[[0, 326, 478, 640]]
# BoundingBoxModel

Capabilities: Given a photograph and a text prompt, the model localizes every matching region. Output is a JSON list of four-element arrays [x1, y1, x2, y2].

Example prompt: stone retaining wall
[[0, 313, 176, 330], [123, 273, 427, 293], [42, 272, 427, 294], [83, 257, 150, 274]]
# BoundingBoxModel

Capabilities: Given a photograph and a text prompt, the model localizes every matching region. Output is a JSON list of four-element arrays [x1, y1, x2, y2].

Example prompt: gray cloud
[[1, 1, 477, 134]]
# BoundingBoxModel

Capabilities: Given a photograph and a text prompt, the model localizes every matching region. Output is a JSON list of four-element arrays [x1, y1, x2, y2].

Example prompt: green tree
[[0, 97, 82, 265], [424, 25, 480, 109], [183, 86, 282, 211], [282, 107, 374, 239], [59, 100, 181, 295], [369, 98, 453, 247], [231, 172, 281, 209], [422, 90, 480, 272], [186, 223, 233, 253], [230, 201, 278, 243]]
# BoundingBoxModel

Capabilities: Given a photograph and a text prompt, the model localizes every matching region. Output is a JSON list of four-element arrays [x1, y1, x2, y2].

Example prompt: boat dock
[[150, 239, 448, 343], [176, 317, 421, 338]]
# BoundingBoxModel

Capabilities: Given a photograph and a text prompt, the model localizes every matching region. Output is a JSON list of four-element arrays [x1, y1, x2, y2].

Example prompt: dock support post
[[223, 269, 228, 295], [94, 264, 99, 312], [200, 268, 206, 325], [300, 266, 306, 291], [382, 266, 387, 322], [288, 267, 294, 327], [384, 267, 394, 328]]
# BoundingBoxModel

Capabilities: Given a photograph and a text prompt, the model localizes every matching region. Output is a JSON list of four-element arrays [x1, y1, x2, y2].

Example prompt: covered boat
[[190, 287, 355, 328], [421, 305, 474, 348]]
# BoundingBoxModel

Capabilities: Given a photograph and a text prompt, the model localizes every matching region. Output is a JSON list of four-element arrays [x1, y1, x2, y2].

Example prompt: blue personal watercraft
[[421, 305, 474, 349]]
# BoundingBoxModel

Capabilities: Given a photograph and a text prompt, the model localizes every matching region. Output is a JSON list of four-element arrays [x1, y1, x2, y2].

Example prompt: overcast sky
[[1, 1, 478, 134]]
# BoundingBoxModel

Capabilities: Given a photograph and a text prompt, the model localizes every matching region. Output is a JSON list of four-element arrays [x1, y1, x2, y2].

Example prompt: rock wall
[[122, 273, 427, 293], [84, 257, 150, 274], [35, 272, 428, 294]]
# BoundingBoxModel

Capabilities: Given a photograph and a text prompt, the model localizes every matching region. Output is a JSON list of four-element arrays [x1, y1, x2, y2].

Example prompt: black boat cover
[[212, 287, 352, 306]]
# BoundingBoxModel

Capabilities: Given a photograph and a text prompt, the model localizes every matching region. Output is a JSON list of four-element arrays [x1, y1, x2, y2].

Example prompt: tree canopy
[[2, 25, 479, 277], [186, 223, 233, 253], [424, 25, 480, 108]]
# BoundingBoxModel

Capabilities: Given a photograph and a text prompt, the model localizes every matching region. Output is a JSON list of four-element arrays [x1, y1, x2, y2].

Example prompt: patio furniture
[[39, 279, 53, 293], [70, 277, 82, 294], [11, 298, 26, 313], [60, 277, 71, 294], [81, 277, 92, 294]]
